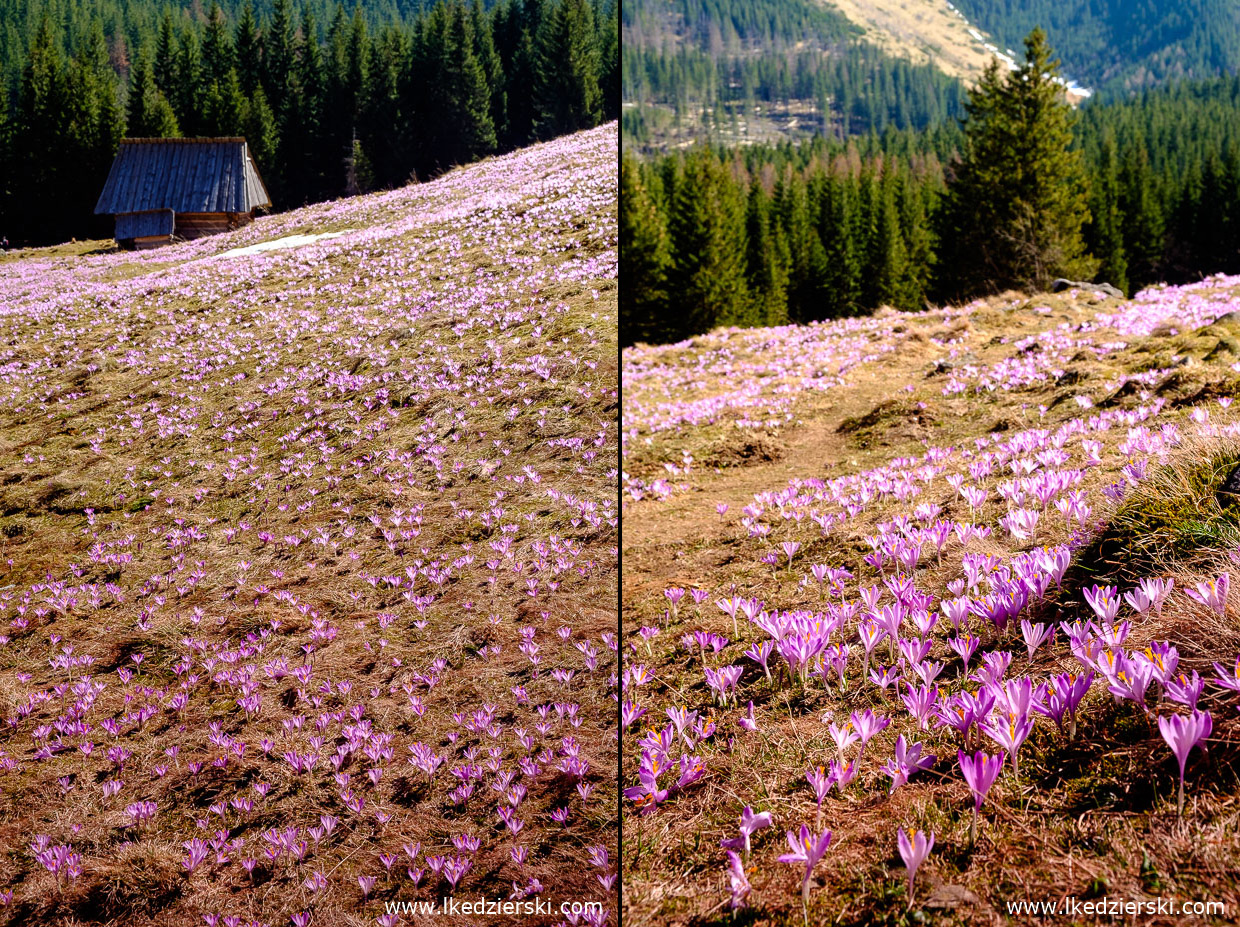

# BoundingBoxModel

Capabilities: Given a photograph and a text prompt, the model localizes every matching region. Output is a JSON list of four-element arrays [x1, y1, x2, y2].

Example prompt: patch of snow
[[213, 229, 356, 258]]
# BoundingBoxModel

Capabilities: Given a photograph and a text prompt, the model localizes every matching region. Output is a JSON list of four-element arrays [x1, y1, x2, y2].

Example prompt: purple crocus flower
[[1157, 709, 1212, 818], [1213, 654, 1240, 694], [881, 735, 936, 793], [738, 700, 759, 733], [726, 850, 750, 909], [980, 712, 1034, 778], [1163, 671, 1205, 711], [1083, 585, 1121, 625], [896, 827, 935, 908], [719, 805, 772, 859], [1185, 575, 1229, 617], [778, 824, 833, 907], [958, 749, 1005, 845]]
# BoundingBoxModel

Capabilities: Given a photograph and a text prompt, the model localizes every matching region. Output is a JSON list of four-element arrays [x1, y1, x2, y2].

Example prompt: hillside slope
[[0, 124, 617, 925], [622, 280, 1240, 923], [951, 0, 1240, 96]]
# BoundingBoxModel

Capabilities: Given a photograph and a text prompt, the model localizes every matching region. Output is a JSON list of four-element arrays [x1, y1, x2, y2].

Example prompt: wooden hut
[[94, 138, 271, 249]]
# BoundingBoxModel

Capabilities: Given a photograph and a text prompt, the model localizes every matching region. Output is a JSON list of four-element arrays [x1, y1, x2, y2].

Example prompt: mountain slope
[[951, 0, 1240, 96], [822, 0, 1010, 84], [0, 125, 617, 925], [622, 278, 1240, 923], [623, 0, 1240, 149]]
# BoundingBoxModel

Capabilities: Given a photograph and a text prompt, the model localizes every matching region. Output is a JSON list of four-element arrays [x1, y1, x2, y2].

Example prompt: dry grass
[[823, 0, 1002, 83], [0, 126, 619, 925], [622, 285, 1240, 925]]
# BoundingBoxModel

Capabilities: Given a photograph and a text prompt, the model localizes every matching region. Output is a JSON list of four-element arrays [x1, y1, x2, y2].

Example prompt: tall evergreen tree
[[938, 29, 1093, 297], [666, 148, 748, 337], [497, 0, 544, 147], [898, 171, 935, 309], [471, 0, 506, 145], [234, 1, 262, 95], [598, 0, 619, 122], [201, 2, 233, 90], [173, 27, 203, 135], [413, 0, 497, 170], [1090, 132, 1129, 295], [241, 85, 277, 175], [1118, 143, 1164, 290], [204, 68, 247, 136], [744, 175, 790, 327], [533, 0, 600, 138], [359, 27, 405, 188], [819, 172, 862, 317], [774, 166, 821, 322], [126, 45, 179, 137], [869, 167, 912, 309], [154, 9, 178, 96], [620, 155, 672, 345], [16, 19, 70, 242]]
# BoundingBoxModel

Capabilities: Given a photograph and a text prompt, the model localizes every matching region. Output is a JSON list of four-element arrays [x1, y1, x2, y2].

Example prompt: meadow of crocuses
[[0, 124, 617, 926], [623, 279, 1240, 924]]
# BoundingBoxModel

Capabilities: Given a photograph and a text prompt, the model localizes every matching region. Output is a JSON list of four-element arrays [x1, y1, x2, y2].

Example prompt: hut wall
[[174, 213, 233, 239]]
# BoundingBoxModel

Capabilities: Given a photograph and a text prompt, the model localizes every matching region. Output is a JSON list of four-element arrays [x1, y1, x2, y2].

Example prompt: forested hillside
[[621, 0, 966, 150], [0, 0, 618, 244], [951, 0, 1240, 96], [624, 0, 1240, 152], [623, 69, 1240, 345]]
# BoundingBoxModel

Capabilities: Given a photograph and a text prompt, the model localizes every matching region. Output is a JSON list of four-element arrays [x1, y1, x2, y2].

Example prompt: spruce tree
[[666, 148, 748, 338], [1090, 132, 1129, 295], [1118, 143, 1164, 290], [598, 0, 619, 122], [870, 167, 911, 309], [938, 29, 1093, 297], [234, 1, 263, 96], [204, 69, 247, 136], [898, 172, 936, 309], [471, 0, 506, 145], [154, 10, 178, 97], [774, 166, 820, 322], [819, 172, 862, 316], [448, 1, 498, 163], [173, 28, 203, 136], [15, 19, 69, 242], [241, 86, 277, 174], [264, 0, 297, 111], [202, 2, 234, 90], [619, 155, 672, 345], [127, 46, 180, 137], [533, 0, 601, 138], [359, 28, 405, 187], [502, 0, 545, 146], [744, 175, 790, 327]]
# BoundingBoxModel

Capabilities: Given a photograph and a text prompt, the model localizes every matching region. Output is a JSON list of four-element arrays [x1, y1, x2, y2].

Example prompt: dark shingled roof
[[94, 138, 271, 216]]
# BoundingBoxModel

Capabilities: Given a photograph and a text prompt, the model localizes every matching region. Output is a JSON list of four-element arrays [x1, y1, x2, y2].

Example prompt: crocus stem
[[970, 805, 978, 847], [1177, 776, 1185, 820]]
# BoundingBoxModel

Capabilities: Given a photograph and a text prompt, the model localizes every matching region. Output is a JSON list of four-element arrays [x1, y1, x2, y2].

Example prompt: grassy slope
[[820, 0, 999, 83], [0, 124, 618, 926], [622, 282, 1240, 925]]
